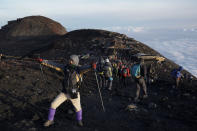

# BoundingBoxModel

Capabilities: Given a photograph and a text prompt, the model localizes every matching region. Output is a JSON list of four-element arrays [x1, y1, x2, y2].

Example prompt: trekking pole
[[94, 71, 105, 112], [38, 55, 48, 86], [40, 63, 47, 82]]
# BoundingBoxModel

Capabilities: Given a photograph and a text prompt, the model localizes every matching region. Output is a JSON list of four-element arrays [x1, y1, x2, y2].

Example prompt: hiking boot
[[143, 95, 148, 99], [44, 120, 54, 127], [134, 97, 140, 103], [77, 120, 83, 127]]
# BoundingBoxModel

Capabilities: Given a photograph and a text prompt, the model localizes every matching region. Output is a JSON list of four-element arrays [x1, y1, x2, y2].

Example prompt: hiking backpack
[[131, 64, 141, 78], [127, 68, 131, 77], [64, 67, 82, 99], [122, 68, 131, 77], [97, 62, 104, 73], [171, 69, 181, 78], [103, 65, 112, 78]]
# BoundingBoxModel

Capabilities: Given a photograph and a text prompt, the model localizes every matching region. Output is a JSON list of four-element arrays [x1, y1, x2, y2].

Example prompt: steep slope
[[0, 28, 197, 131]]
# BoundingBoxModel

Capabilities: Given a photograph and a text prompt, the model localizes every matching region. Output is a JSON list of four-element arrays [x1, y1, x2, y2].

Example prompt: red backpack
[[122, 68, 130, 77], [127, 68, 131, 77]]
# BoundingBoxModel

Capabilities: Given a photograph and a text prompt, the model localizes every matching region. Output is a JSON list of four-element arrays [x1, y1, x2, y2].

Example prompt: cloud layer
[[100, 26, 197, 77], [145, 38, 197, 77], [0, 0, 197, 28]]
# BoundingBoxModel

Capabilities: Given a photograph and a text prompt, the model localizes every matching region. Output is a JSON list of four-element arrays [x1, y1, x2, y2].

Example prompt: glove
[[92, 62, 96, 70], [0, 54, 6, 60], [36, 58, 43, 63]]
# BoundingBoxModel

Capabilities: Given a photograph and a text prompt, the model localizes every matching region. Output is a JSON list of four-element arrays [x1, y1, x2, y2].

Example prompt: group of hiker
[[0, 53, 185, 128], [36, 54, 152, 127], [96, 56, 148, 102]]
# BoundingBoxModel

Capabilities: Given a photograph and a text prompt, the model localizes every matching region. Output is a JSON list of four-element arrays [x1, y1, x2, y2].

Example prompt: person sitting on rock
[[131, 58, 148, 102], [37, 55, 96, 127], [171, 66, 184, 88]]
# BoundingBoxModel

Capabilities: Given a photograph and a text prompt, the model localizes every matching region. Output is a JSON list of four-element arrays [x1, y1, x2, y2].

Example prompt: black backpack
[[97, 62, 104, 73], [63, 66, 81, 99]]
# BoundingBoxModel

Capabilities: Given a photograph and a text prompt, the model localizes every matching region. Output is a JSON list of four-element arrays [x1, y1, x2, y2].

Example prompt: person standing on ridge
[[97, 56, 105, 88], [121, 64, 131, 88], [131, 58, 148, 102], [103, 58, 113, 90], [117, 61, 124, 86], [37, 55, 96, 127], [171, 66, 184, 88]]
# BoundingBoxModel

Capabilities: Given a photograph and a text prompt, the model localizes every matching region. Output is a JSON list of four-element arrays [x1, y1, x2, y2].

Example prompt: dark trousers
[[121, 76, 127, 88], [135, 77, 147, 99], [174, 77, 181, 88]]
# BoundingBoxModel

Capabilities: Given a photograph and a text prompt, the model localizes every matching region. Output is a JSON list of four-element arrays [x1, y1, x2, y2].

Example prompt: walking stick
[[94, 71, 106, 112], [38, 55, 48, 87]]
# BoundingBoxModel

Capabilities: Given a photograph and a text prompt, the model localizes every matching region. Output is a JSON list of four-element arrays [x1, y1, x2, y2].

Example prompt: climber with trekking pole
[[96, 56, 105, 89], [103, 58, 113, 91], [93, 60, 106, 112], [36, 55, 98, 127]]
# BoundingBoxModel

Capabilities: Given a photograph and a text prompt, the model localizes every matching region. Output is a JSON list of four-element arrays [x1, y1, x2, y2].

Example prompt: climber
[[171, 66, 184, 88], [97, 56, 105, 88], [37, 55, 96, 127], [103, 58, 113, 90], [121, 65, 131, 88], [131, 58, 148, 102]]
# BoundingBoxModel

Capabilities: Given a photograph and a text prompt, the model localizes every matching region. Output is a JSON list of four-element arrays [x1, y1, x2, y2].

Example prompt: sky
[[0, 0, 197, 77], [0, 0, 197, 29]]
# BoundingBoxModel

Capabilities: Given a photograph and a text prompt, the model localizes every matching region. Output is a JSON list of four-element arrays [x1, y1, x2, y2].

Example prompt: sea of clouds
[[142, 38, 197, 77], [104, 26, 197, 77]]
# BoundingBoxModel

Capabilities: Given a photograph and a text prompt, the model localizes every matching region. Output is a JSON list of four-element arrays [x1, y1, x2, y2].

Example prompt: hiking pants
[[135, 77, 147, 99], [175, 77, 181, 88], [121, 76, 127, 88], [51, 92, 81, 112], [105, 77, 113, 90]]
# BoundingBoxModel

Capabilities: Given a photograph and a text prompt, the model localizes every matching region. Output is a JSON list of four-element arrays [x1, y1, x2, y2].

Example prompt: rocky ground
[[0, 22, 197, 131], [0, 58, 197, 131]]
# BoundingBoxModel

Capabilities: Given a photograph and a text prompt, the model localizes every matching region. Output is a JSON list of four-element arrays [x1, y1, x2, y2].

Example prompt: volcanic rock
[[0, 16, 67, 39]]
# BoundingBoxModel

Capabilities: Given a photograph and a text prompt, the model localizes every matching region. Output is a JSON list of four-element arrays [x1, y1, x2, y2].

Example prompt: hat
[[105, 58, 109, 63], [99, 57, 105, 64], [70, 55, 79, 66], [178, 66, 183, 71]]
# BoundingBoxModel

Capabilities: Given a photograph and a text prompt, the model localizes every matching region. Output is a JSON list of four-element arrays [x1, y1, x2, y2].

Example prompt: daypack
[[97, 62, 104, 74], [112, 63, 117, 68], [122, 68, 127, 77], [118, 65, 124, 76], [171, 69, 181, 78], [127, 68, 131, 77], [103, 65, 112, 78], [122, 68, 130, 77], [131, 64, 141, 78], [64, 67, 82, 99]]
